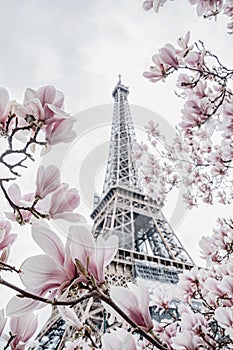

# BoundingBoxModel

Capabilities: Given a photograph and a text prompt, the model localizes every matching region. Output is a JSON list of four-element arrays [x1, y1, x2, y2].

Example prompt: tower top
[[112, 75, 129, 99], [102, 79, 139, 195]]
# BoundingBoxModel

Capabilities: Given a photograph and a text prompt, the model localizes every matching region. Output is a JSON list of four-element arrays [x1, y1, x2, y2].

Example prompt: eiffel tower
[[36, 78, 194, 349]]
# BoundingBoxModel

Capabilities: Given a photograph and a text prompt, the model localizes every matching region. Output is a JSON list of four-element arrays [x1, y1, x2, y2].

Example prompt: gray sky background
[[0, 1, 232, 116], [0, 0, 232, 329]]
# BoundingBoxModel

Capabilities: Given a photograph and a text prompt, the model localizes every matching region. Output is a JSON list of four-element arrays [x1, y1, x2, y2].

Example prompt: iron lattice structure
[[102, 79, 140, 195], [35, 79, 194, 349]]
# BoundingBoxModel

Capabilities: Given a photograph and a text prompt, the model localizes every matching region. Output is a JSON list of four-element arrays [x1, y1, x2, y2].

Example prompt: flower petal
[[31, 221, 64, 265], [69, 224, 95, 267], [20, 255, 67, 291], [10, 313, 38, 343], [6, 296, 41, 317], [35, 165, 61, 199]]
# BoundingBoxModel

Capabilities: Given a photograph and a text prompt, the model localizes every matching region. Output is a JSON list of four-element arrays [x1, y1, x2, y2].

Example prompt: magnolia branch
[[0, 262, 21, 273], [0, 277, 98, 306], [97, 290, 167, 350], [3, 332, 16, 350], [0, 117, 46, 178], [0, 179, 50, 224], [0, 277, 167, 349]]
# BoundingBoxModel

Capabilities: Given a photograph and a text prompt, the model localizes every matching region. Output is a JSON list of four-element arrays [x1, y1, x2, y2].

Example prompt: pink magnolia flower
[[215, 306, 233, 338], [188, 0, 223, 17], [178, 267, 200, 301], [216, 260, 232, 279], [171, 329, 204, 349], [9, 313, 38, 350], [35, 165, 61, 199], [208, 148, 223, 163], [48, 184, 85, 222], [180, 312, 208, 335], [24, 98, 70, 126], [0, 87, 10, 125], [9, 101, 29, 121], [144, 121, 160, 138], [176, 31, 193, 57], [24, 86, 64, 109], [160, 323, 177, 348], [6, 221, 77, 317], [7, 222, 117, 316], [176, 73, 194, 89], [185, 50, 204, 68], [23, 86, 71, 128], [151, 290, 171, 311], [45, 117, 76, 145], [44, 104, 71, 124], [143, 53, 168, 82], [220, 275, 233, 297], [102, 328, 137, 350], [6, 176, 83, 224], [69, 224, 118, 285], [6, 184, 34, 208], [199, 236, 218, 263], [0, 220, 17, 252], [182, 190, 196, 209], [202, 277, 226, 306], [191, 80, 207, 99], [5, 184, 34, 223], [110, 280, 153, 332], [24, 98, 44, 122], [142, 0, 168, 13], [210, 162, 226, 176], [180, 97, 210, 129], [159, 44, 179, 68]]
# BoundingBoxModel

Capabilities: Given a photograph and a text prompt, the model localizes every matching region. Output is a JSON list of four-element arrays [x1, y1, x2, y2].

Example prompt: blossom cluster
[[142, 0, 233, 31], [6, 221, 118, 317], [0, 86, 80, 224], [137, 32, 233, 207], [54, 221, 233, 350], [0, 311, 38, 350], [0, 85, 76, 147], [0, 220, 119, 349], [118, 218, 233, 350], [4, 164, 84, 224], [200, 217, 233, 264]]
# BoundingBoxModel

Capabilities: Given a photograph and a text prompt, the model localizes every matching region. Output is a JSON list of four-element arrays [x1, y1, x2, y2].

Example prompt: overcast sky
[[0, 1, 231, 113], [0, 1, 232, 318]]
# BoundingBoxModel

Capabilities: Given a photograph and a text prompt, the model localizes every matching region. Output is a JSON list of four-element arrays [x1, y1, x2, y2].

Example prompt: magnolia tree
[[136, 28, 233, 207], [0, 2, 232, 350], [143, 0, 233, 32]]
